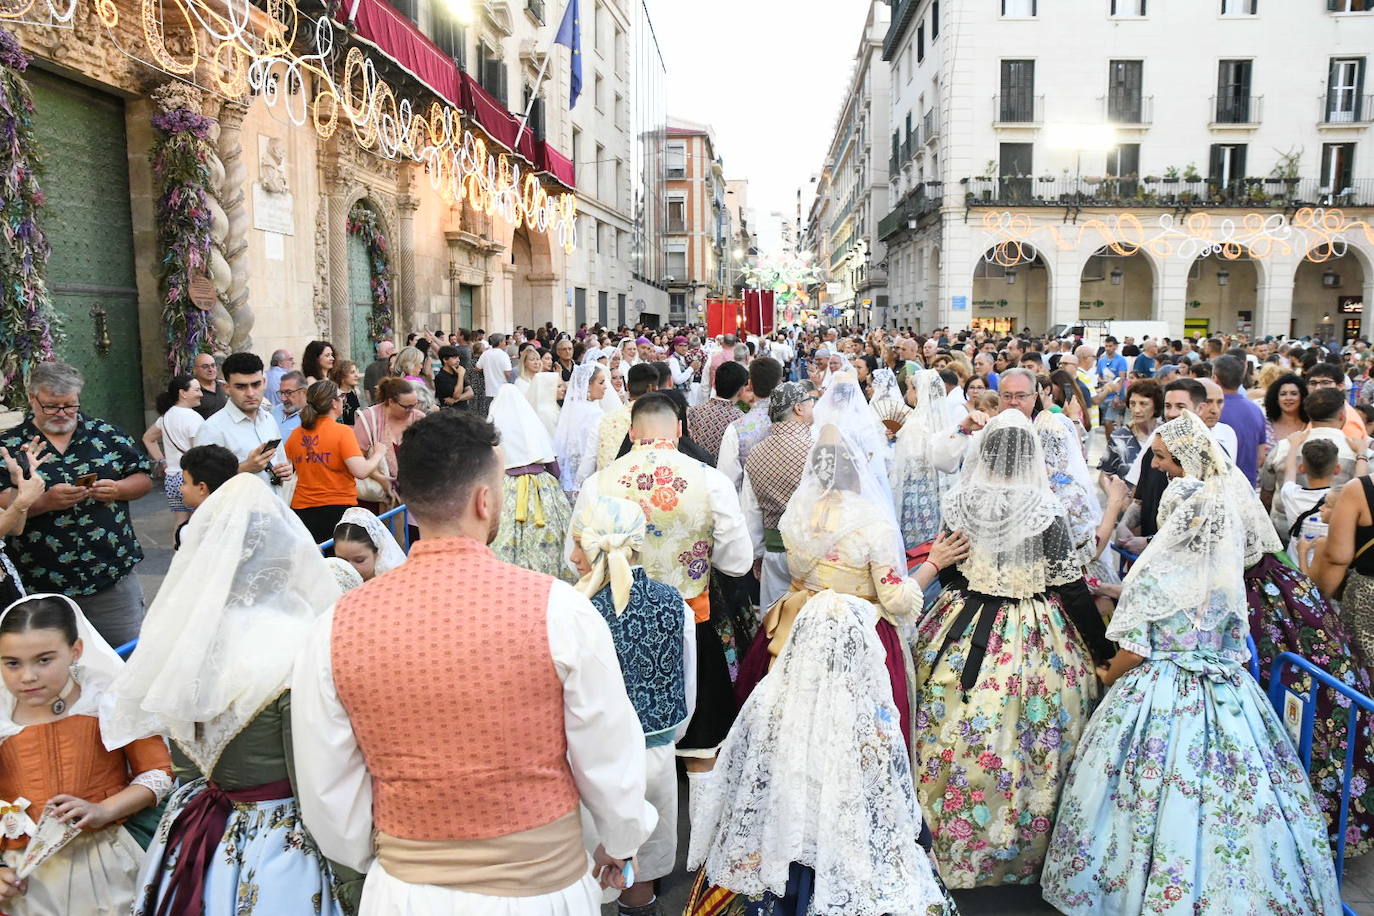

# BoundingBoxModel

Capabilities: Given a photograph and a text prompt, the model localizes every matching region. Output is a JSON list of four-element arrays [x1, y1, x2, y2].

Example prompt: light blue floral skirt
[[132, 778, 347, 916], [1042, 651, 1343, 916]]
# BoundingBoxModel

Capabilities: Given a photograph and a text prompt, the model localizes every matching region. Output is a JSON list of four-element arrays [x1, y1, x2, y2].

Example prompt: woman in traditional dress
[[553, 363, 607, 498], [488, 386, 573, 579], [734, 424, 968, 754], [109, 474, 355, 915], [1042, 410, 1343, 916], [1176, 410, 1374, 857], [912, 410, 1113, 888], [525, 370, 563, 438], [686, 590, 957, 916], [1034, 410, 1101, 572], [814, 374, 898, 520], [332, 506, 407, 584], [512, 345, 543, 394], [0, 594, 172, 915], [890, 369, 954, 552]]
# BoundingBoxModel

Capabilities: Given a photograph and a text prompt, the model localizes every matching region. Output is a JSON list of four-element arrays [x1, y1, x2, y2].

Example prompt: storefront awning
[[346, 0, 574, 190]]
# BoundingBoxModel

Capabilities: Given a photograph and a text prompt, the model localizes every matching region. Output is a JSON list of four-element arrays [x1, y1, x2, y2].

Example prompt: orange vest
[[331, 537, 579, 841]]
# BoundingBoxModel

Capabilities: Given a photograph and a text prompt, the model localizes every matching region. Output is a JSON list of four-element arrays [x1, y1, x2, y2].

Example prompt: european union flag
[[553, 0, 582, 108]]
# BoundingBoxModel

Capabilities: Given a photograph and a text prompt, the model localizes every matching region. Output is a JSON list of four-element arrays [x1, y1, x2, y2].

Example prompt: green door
[[28, 71, 143, 438], [347, 231, 374, 365], [458, 283, 475, 331]]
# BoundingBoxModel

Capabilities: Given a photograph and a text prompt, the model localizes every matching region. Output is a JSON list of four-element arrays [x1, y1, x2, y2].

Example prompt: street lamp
[[1005, 267, 1018, 285], [1323, 267, 1342, 288], [1216, 268, 1230, 287], [1109, 267, 1123, 285], [906, 212, 918, 230]]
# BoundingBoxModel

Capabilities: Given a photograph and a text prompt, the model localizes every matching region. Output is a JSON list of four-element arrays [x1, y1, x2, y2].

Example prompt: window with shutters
[[1107, 60, 1143, 122], [664, 249, 687, 278], [1328, 0, 1373, 11], [666, 143, 686, 179], [431, 5, 466, 66], [388, 0, 417, 22], [1327, 58, 1367, 122], [1208, 143, 1247, 191], [1001, 0, 1036, 15], [522, 86, 546, 141], [1215, 60, 1253, 123], [1111, 0, 1146, 13], [478, 43, 507, 104], [1220, 0, 1257, 12], [932, 0, 940, 36], [999, 60, 1036, 122], [1322, 143, 1356, 191], [1108, 143, 1141, 197], [999, 142, 1033, 201], [666, 195, 686, 233], [917, 23, 925, 62]]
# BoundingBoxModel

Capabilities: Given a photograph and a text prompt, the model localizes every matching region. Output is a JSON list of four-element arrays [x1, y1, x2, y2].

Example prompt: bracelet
[[921, 560, 940, 576], [956, 425, 973, 437]]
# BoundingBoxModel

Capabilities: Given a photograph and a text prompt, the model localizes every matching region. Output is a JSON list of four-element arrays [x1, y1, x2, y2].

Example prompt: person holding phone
[[194, 351, 295, 491], [0, 362, 155, 646]]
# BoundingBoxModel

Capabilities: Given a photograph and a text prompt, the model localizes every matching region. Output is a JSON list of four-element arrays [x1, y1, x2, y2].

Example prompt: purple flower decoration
[[0, 28, 30, 72]]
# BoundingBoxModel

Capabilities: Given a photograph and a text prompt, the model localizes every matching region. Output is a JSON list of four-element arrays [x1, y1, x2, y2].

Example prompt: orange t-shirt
[[286, 416, 363, 509]]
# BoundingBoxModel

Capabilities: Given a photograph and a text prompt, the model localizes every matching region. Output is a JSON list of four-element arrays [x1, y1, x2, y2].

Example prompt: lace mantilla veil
[[104, 474, 343, 772], [338, 506, 407, 575], [891, 370, 951, 486], [686, 590, 947, 914], [553, 363, 602, 468], [780, 423, 905, 572], [1107, 410, 1248, 649], [1035, 410, 1101, 569], [942, 410, 1078, 598]]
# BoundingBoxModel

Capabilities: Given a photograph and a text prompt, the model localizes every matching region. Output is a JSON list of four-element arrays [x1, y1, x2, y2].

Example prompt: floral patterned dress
[[1042, 607, 1343, 916], [1246, 552, 1374, 857], [491, 464, 574, 582]]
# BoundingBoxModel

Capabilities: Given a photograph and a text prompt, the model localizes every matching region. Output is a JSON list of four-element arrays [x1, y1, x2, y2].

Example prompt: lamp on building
[[1005, 267, 1018, 285], [1322, 267, 1342, 288], [1109, 267, 1123, 286], [1216, 268, 1230, 287], [1321, 312, 1334, 323], [906, 212, 918, 230]]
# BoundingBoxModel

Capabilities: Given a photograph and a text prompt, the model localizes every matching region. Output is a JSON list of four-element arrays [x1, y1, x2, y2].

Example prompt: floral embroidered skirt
[[132, 778, 348, 916], [492, 472, 574, 581], [1245, 552, 1374, 857], [684, 861, 959, 916], [894, 466, 943, 551], [1042, 651, 1342, 916], [912, 589, 1099, 888]]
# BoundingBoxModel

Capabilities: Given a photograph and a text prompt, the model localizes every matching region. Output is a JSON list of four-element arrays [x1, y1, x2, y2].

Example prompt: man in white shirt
[[930, 367, 1040, 474], [1197, 377, 1239, 461], [193, 351, 293, 488], [476, 332, 514, 400], [667, 335, 698, 390], [293, 410, 654, 913]]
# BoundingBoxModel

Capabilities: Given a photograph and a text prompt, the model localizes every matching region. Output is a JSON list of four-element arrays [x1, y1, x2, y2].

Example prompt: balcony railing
[[1100, 94, 1154, 125], [878, 184, 944, 239], [1212, 94, 1263, 125], [959, 174, 1374, 208], [666, 218, 687, 233], [900, 136, 911, 162], [1320, 94, 1374, 123], [993, 94, 1043, 124], [923, 109, 939, 142]]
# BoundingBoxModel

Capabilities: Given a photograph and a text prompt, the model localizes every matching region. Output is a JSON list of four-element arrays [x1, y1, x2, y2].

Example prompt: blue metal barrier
[[114, 638, 138, 659], [1266, 651, 1374, 911], [1244, 633, 1261, 682], [317, 504, 411, 553], [1108, 542, 1139, 578]]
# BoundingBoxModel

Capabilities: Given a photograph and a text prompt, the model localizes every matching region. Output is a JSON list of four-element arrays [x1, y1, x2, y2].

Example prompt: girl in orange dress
[[0, 594, 172, 915]]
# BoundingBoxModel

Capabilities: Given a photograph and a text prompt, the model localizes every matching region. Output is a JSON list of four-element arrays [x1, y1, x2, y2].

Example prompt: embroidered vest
[[331, 538, 579, 840], [733, 403, 772, 464], [687, 399, 742, 461], [600, 441, 714, 600], [744, 421, 813, 530], [589, 568, 688, 748]]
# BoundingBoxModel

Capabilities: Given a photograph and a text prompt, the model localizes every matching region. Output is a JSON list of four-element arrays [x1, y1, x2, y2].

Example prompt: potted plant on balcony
[[1161, 166, 1180, 185], [1144, 174, 1160, 184], [977, 160, 997, 181], [1183, 162, 1202, 183], [1269, 147, 1302, 191]]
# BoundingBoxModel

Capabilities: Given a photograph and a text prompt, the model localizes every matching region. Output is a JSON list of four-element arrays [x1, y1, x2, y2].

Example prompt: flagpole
[[514, 0, 572, 150]]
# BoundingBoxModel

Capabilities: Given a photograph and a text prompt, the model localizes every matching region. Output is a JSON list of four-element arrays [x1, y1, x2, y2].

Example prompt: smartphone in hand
[[259, 439, 282, 455], [74, 473, 98, 488]]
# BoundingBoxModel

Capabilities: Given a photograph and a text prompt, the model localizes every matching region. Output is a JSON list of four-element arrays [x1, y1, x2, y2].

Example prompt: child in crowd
[[570, 495, 693, 916], [0, 594, 173, 914], [172, 445, 240, 550], [1282, 434, 1339, 548], [331, 507, 408, 584]]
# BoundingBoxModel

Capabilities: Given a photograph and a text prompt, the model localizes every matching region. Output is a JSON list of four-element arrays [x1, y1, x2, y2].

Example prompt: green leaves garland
[[347, 203, 394, 342], [0, 27, 61, 410], [150, 105, 215, 377]]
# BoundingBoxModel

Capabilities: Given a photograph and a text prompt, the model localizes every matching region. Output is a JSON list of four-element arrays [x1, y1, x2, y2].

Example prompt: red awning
[[345, 0, 572, 190]]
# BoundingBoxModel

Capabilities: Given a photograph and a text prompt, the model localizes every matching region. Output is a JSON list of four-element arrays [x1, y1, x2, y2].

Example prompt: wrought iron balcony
[[992, 94, 1044, 125], [959, 174, 1374, 208], [1100, 94, 1153, 125], [1211, 95, 1263, 125], [1320, 94, 1374, 124]]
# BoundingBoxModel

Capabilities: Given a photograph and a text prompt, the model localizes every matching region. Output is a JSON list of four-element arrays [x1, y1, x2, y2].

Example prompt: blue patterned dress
[[1042, 606, 1343, 916]]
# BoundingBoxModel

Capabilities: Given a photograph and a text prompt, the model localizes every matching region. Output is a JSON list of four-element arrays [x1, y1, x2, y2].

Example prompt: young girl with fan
[[0, 594, 173, 915]]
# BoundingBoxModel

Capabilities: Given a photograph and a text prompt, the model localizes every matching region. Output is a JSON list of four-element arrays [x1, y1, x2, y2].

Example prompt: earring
[[69, 662, 83, 685]]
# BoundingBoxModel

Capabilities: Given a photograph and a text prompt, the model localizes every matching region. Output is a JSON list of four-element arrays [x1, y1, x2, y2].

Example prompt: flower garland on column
[[0, 27, 61, 411], [346, 203, 394, 342], [150, 105, 216, 376]]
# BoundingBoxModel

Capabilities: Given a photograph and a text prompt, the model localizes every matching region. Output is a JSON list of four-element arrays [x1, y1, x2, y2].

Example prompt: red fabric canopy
[[346, 0, 572, 190]]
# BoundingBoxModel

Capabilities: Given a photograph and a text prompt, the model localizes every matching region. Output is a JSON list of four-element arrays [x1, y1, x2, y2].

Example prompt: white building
[[881, 0, 1374, 339], [806, 1, 892, 328]]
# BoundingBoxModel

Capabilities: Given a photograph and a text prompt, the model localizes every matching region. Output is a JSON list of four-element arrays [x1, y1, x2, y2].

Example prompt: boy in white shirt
[[1281, 434, 1339, 548]]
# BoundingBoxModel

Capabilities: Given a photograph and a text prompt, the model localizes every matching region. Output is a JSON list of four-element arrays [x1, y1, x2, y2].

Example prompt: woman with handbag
[[352, 379, 425, 514], [141, 375, 204, 526], [284, 381, 385, 544]]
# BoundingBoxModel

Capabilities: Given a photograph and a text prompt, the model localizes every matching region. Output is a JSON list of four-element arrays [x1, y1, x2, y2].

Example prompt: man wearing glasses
[[191, 352, 228, 420], [0, 361, 155, 646], [930, 367, 1041, 474], [272, 370, 308, 436]]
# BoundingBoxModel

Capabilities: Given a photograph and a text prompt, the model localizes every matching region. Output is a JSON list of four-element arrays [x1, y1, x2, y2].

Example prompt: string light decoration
[[979, 208, 1372, 268], [742, 251, 822, 306], [0, 0, 580, 251]]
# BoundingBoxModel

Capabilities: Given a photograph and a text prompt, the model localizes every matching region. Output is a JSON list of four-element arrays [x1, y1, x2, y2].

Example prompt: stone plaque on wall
[[253, 134, 294, 235]]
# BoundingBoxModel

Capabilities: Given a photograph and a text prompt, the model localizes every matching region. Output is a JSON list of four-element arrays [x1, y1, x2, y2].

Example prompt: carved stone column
[[395, 164, 421, 338], [216, 100, 253, 352], [327, 193, 352, 352]]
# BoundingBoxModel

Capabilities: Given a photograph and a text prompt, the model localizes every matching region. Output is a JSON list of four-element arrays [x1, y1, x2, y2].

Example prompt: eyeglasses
[[35, 401, 79, 416], [999, 391, 1035, 402], [394, 399, 419, 409], [279, 387, 304, 397]]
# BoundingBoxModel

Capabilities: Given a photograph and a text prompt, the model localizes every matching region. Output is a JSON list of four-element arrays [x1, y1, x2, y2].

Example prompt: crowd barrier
[[112, 504, 414, 662]]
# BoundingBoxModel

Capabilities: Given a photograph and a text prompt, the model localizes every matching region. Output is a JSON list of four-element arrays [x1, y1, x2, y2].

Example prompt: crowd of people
[[1, 317, 1372, 915]]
